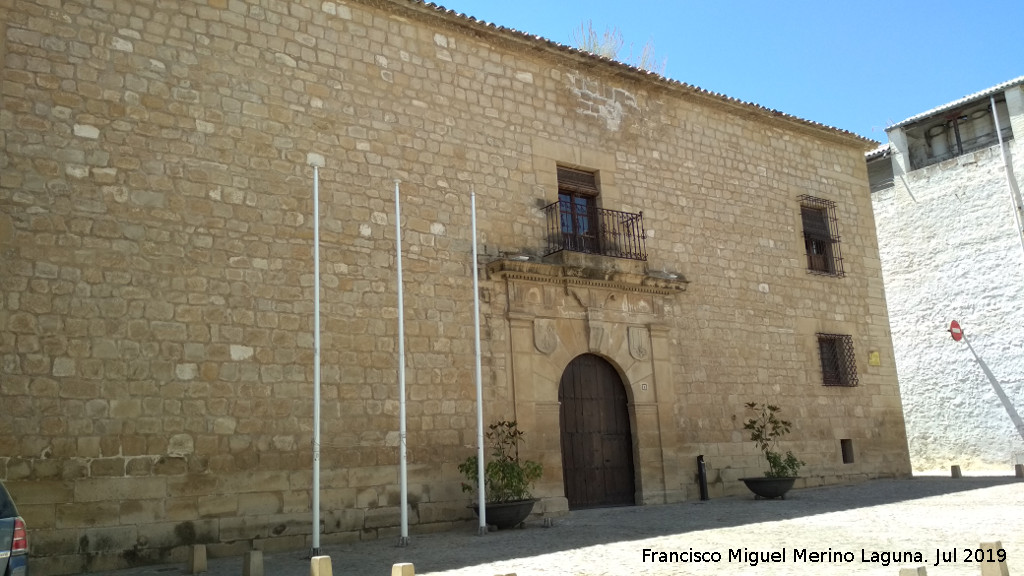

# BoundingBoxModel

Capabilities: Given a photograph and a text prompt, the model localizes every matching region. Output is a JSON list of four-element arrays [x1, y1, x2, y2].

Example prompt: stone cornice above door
[[486, 256, 688, 296], [486, 255, 687, 322]]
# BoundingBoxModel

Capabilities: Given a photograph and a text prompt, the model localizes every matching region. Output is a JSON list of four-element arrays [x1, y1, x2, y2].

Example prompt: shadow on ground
[[101, 476, 1020, 576], [314, 476, 1020, 576]]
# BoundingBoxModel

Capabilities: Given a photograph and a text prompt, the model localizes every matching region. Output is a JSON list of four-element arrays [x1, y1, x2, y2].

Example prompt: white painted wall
[[872, 135, 1024, 472]]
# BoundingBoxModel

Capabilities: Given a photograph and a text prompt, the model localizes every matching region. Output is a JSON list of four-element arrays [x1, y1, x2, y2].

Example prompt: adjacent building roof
[[408, 1, 877, 147], [865, 143, 891, 161], [888, 76, 1024, 130]]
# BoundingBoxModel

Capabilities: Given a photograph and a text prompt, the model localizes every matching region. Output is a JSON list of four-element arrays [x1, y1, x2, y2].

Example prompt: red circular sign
[[949, 320, 963, 342]]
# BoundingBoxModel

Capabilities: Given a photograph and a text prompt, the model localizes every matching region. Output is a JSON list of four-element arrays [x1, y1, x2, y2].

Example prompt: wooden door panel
[[559, 354, 635, 509]]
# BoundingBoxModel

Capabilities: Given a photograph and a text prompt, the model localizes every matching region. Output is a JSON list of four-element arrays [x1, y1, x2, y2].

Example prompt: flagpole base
[[477, 526, 488, 536], [396, 536, 410, 547]]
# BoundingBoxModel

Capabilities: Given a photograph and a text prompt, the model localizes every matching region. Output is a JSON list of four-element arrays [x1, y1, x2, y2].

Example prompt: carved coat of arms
[[628, 326, 649, 360], [533, 319, 558, 355]]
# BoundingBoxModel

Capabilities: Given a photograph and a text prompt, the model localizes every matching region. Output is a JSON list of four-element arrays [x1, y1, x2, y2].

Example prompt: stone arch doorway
[[558, 353, 636, 509]]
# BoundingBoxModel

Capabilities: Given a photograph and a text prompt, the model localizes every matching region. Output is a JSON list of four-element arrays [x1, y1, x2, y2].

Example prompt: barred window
[[799, 195, 845, 277], [817, 333, 858, 387]]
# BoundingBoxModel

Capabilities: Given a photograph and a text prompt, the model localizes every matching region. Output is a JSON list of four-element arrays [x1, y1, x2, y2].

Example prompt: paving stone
[[102, 478, 1022, 576]]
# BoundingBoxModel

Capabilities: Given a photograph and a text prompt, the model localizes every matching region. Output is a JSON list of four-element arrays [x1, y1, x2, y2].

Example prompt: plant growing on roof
[[743, 402, 805, 478], [571, 20, 667, 75], [458, 419, 543, 503]]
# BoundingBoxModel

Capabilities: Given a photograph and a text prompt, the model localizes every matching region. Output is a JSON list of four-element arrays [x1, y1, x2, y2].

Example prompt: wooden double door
[[558, 354, 636, 509]]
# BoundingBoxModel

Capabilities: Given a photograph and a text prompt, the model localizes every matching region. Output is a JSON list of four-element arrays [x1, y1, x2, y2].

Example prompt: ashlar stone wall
[[0, 0, 910, 573]]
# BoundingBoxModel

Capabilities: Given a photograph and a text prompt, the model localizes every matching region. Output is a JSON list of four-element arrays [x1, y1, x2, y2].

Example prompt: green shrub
[[459, 420, 543, 503], [743, 402, 805, 478]]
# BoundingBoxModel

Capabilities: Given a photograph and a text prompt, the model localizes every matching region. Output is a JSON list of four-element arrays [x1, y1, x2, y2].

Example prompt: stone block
[[218, 471, 290, 494], [349, 466, 401, 488], [979, 541, 1008, 576], [16, 503, 55, 529], [218, 515, 270, 541], [24, 555, 84, 576], [118, 499, 163, 525], [23, 528, 80, 556], [364, 506, 416, 529], [6, 481, 74, 505], [238, 492, 282, 515], [198, 494, 238, 517], [168, 475, 220, 498], [206, 540, 252, 558], [188, 544, 207, 574], [77, 525, 138, 554], [416, 502, 469, 525], [253, 534, 305, 553], [950, 465, 962, 478], [323, 508, 365, 533], [242, 550, 263, 576], [74, 477, 166, 502], [126, 457, 155, 476], [319, 530, 361, 546], [153, 456, 188, 475], [392, 563, 415, 576], [310, 555, 333, 576]]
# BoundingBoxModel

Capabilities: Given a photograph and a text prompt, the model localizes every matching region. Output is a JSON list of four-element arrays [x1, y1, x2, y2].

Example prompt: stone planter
[[471, 499, 537, 530], [739, 477, 796, 499]]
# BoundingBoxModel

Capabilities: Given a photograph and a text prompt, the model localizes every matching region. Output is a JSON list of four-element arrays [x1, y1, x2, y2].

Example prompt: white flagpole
[[310, 158, 323, 556], [471, 189, 487, 535], [395, 179, 410, 547]]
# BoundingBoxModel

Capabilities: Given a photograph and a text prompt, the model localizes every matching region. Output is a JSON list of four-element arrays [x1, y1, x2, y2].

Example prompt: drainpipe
[[991, 95, 1024, 257]]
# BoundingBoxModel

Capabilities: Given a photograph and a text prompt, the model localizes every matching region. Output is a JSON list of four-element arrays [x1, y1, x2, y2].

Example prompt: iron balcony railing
[[543, 201, 647, 261]]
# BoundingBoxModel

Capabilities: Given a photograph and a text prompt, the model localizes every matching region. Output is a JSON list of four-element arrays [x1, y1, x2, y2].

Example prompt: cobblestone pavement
[[99, 477, 1022, 576]]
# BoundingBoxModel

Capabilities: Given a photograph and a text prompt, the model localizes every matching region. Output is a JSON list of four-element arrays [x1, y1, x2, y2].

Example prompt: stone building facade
[[1, 0, 910, 573], [868, 77, 1024, 472]]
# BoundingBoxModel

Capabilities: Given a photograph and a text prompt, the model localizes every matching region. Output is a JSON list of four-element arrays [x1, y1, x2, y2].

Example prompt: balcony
[[543, 201, 647, 261]]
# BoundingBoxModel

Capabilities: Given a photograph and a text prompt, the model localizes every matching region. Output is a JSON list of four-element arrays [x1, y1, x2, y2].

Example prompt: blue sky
[[433, 0, 1023, 141]]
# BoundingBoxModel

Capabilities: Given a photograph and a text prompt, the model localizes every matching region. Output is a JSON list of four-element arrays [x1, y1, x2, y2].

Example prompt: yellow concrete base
[[188, 545, 206, 574], [242, 550, 262, 576], [311, 556, 333, 576], [979, 542, 1009, 576], [392, 563, 415, 576]]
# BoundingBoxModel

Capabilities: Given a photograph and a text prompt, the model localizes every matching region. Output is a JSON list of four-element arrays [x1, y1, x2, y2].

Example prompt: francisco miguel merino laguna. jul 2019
[[642, 546, 1008, 567]]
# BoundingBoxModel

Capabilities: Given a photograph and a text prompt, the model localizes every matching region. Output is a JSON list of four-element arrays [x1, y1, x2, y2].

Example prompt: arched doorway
[[558, 354, 636, 509]]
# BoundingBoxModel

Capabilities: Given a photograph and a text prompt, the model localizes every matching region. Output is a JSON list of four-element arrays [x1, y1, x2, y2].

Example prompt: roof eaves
[[888, 76, 1024, 131], [410, 1, 877, 148], [865, 143, 891, 161]]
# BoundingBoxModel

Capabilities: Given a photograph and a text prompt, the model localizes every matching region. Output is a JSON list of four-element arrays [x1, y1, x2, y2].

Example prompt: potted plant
[[739, 402, 805, 499], [459, 419, 543, 529]]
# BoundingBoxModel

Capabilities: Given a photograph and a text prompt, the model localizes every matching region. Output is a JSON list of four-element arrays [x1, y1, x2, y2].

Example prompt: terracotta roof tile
[[411, 1, 877, 146], [888, 76, 1024, 130]]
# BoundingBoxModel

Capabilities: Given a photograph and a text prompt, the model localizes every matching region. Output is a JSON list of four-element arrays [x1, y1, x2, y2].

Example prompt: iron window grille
[[799, 195, 844, 277], [816, 333, 858, 387]]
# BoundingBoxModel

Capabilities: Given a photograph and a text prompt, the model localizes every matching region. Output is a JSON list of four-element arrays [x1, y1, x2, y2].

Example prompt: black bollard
[[697, 454, 709, 500]]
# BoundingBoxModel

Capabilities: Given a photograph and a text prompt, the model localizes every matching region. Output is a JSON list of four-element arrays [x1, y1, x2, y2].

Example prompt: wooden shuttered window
[[799, 195, 844, 277]]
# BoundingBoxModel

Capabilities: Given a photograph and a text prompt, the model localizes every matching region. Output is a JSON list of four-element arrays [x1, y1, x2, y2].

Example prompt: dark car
[[0, 481, 27, 576]]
